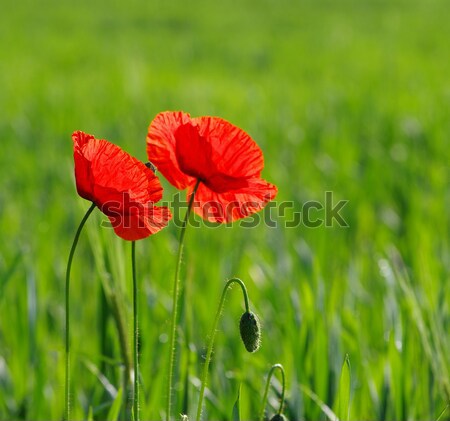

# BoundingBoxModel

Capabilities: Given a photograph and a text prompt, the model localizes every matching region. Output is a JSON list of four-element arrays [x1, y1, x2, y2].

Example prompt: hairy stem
[[259, 363, 286, 421], [131, 241, 140, 421], [166, 180, 200, 421], [196, 278, 250, 421]]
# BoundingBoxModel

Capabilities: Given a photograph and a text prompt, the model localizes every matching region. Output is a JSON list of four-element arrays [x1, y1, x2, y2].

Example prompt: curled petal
[[72, 131, 100, 202], [146, 111, 196, 189], [73, 131, 163, 204]]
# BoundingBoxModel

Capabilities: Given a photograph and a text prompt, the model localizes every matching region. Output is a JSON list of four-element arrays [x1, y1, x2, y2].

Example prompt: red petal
[[189, 178, 278, 223], [73, 131, 163, 207], [72, 130, 95, 149], [193, 117, 264, 179], [72, 131, 98, 202], [174, 123, 214, 180], [108, 204, 172, 241], [147, 111, 196, 189]]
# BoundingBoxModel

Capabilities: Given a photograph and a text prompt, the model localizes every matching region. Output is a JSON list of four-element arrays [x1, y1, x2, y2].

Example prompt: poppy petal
[[147, 111, 196, 189], [192, 116, 264, 179], [189, 178, 278, 223], [108, 204, 172, 241], [174, 123, 214, 181], [72, 131, 99, 202], [73, 131, 163, 206]]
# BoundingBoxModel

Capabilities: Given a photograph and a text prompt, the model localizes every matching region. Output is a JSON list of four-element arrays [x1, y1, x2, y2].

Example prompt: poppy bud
[[239, 311, 261, 352], [270, 414, 287, 421]]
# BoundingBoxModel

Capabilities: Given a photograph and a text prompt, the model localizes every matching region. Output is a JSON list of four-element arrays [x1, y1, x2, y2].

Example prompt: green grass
[[0, 0, 449, 420]]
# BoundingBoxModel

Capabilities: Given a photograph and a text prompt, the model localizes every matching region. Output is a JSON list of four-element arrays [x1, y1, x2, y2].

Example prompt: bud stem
[[196, 277, 250, 421], [259, 363, 286, 421], [65, 202, 96, 421], [166, 179, 201, 421]]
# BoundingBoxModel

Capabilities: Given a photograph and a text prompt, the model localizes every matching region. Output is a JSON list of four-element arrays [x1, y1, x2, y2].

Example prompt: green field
[[0, 1, 449, 420]]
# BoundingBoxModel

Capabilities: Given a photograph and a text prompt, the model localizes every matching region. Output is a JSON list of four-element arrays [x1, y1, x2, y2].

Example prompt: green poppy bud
[[270, 414, 287, 421], [239, 311, 261, 352]]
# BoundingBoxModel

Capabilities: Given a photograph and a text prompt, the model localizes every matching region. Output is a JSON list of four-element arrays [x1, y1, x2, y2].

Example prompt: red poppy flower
[[146, 111, 277, 223], [72, 131, 171, 240]]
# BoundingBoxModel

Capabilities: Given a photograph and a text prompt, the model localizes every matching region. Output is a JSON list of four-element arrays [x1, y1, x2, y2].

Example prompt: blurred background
[[0, 0, 449, 420]]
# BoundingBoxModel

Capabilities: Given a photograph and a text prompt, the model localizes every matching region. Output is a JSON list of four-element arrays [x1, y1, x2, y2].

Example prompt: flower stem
[[258, 363, 286, 421], [131, 241, 140, 421], [65, 202, 96, 421], [196, 278, 250, 421], [108, 290, 133, 419], [166, 180, 200, 421]]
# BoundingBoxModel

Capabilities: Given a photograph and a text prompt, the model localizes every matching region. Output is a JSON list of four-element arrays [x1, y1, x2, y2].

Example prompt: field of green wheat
[[0, 1, 449, 420]]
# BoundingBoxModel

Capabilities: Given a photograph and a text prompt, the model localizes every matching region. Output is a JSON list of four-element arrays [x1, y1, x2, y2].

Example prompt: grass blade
[[300, 384, 337, 421], [436, 404, 449, 421], [232, 383, 241, 421], [87, 406, 94, 421], [107, 387, 123, 421], [336, 354, 351, 421]]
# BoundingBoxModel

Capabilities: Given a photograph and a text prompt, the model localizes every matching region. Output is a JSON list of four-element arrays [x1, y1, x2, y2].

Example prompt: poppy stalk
[[131, 241, 139, 421], [259, 363, 286, 421], [195, 278, 259, 421], [65, 202, 96, 421], [165, 178, 200, 420]]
